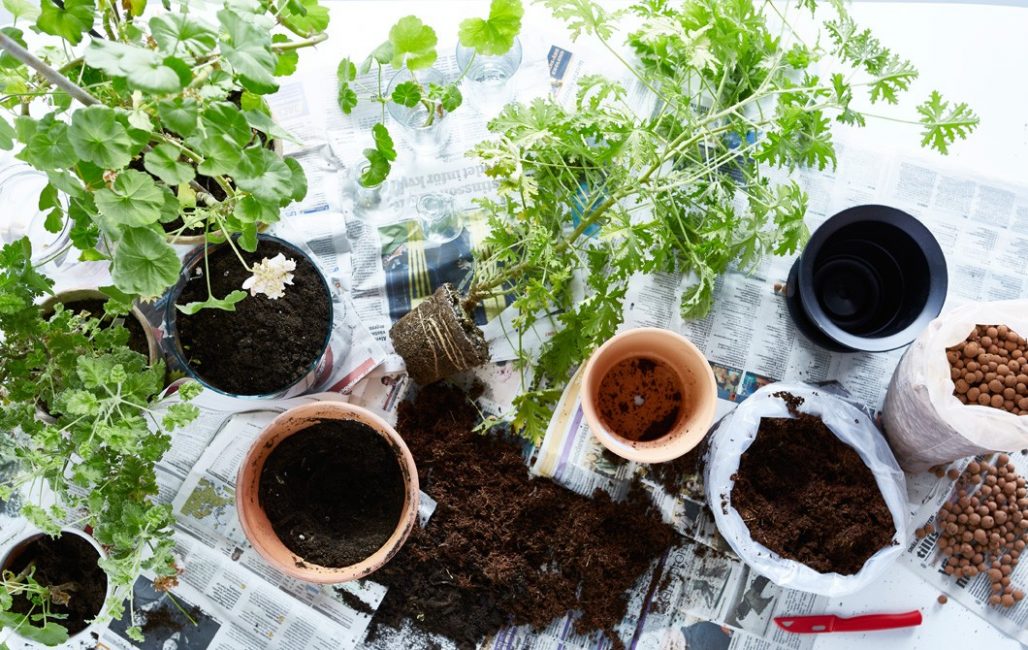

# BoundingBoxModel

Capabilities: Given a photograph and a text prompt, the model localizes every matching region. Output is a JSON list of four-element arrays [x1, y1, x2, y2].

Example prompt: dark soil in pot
[[5, 533, 107, 635], [174, 238, 331, 395], [368, 384, 676, 650], [389, 283, 489, 385], [258, 420, 405, 568], [730, 394, 895, 575], [58, 298, 150, 359], [597, 356, 684, 441]]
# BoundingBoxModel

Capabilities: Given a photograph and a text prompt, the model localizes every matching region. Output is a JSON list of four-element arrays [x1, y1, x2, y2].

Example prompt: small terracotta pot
[[236, 401, 419, 583], [581, 327, 717, 463], [41, 289, 160, 366]]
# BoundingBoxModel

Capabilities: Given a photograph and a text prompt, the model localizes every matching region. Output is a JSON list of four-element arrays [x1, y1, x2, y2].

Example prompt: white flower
[[242, 253, 296, 299]]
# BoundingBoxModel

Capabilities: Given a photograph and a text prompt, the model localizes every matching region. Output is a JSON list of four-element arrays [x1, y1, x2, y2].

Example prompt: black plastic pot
[[785, 205, 947, 353]]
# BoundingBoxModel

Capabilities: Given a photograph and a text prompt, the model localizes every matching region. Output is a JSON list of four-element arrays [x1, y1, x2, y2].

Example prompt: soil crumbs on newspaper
[[369, 384, 676, 649], [730, 393, 895, 575]]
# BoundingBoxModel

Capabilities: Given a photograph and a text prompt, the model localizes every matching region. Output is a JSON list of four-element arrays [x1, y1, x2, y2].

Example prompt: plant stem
[[0, 33, 98, 106], [272, 33, 329, 52]]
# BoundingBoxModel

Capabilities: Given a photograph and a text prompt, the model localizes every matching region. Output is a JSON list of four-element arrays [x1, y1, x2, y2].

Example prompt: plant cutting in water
[[391, 0, 980, 443], [336, 0, 524, 187]]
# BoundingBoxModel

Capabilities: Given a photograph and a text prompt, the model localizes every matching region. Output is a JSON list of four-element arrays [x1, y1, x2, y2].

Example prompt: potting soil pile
[[368, 384, 676, 649]]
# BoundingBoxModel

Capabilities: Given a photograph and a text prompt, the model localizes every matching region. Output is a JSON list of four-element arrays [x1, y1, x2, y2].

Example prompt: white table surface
[[1, 1, 1025, 648]]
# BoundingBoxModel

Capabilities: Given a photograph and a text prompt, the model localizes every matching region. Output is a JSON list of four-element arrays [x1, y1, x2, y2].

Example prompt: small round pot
[[164, 235, 334, 399], [0, 528, 111, 647], [581, 327, 717, 463], [785, 205, 947, 353], [41, 289, 160, 366], [236, 401, 420, 583]]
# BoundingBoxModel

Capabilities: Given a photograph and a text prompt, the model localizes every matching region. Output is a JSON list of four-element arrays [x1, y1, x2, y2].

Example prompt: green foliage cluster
[[0, 562, 70, 648], [467, 0, 979, 442], [0, 0, 327, 305], [0, 239, 200, 644], [336, 0, 524, 187]]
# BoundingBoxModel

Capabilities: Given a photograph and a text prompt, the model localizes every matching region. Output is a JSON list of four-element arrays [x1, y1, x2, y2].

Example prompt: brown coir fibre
[[730, 395, 895, 575], [369, 384, 676, 649]]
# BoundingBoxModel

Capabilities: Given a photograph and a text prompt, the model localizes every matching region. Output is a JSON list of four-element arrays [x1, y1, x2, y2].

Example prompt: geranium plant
[[336, 0, 523, 186], [0, 238, 201, 642], [0, 0, 327, 309], [392, 0, 979, 442]]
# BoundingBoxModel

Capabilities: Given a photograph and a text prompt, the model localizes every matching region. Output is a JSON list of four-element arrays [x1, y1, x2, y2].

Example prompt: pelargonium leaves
[[279, 0, 329, 37], [390, 80, 422, 108], [459, 0, 524, 56], [157, 98, 199, 137], [388, 16, 437, 71], [143, 144, 195, 186], [110, 227, 180, 299], [36, 0, 94, 45], [176, 289, 247, 315], [68, 106, 133, 169], [84, 41, 190, 93], [233, 148, 294, 203], [218, 9, 278, 94], [94, 170, 167, 228], [149, 14, 217, 58]]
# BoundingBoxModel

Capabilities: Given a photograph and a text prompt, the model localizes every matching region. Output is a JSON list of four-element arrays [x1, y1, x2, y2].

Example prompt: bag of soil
[[705, 382, 908, 596], [882, 300, 1028, 473]]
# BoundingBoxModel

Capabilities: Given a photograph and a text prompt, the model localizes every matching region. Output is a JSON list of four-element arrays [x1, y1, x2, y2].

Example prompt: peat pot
[[236, 401, 420, 583], [581, 327, 717, 463], [0, 528, 111, 647], [165, 235, 334, 399], [786, 204, 947, 353]]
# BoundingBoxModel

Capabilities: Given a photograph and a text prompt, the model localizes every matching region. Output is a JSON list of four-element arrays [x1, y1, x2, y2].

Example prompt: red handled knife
[[774, 611, 922, 634]]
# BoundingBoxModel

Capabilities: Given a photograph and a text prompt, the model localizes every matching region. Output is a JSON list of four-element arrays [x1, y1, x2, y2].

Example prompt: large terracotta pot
[[581, 327, 717, 463], [236, 401, 419, 583]]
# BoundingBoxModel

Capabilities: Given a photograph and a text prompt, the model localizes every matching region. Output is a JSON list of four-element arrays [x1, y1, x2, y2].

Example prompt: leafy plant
[[0, 564, 70, 649], [0, 0, 328, 306], [456, 0, 979, 442], [0, 238, 201, 643], [336, 0, 524, 187]]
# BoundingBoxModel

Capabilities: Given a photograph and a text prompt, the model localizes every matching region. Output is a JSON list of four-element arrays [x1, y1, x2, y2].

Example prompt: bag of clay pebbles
[[705, 382, 908, 596], [883, 300, 1028, 473]]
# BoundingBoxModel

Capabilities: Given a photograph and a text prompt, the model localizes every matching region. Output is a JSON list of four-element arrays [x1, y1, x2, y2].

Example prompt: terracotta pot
[[0, 527, 111, 647], [236, 401, 420, 583], [581, 327, 717, 463], [40, 289, 160, 366]]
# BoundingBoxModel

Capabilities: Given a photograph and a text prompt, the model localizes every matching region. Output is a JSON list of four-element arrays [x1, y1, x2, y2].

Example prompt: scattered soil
[[369, 384, 677, 649], [948, 324, 1028, 415], [58, 298, 150, 359], [335, 588, 376, 616], [5, 533, 107, 636], [730, 393, 895, 575], [141, 602, 204, 635], [650, 443, 703, 495], [259, 420, 406, 568], [389, 283, 489, 385], [174, 238, 331, 395], [597, 357, 683, 442]]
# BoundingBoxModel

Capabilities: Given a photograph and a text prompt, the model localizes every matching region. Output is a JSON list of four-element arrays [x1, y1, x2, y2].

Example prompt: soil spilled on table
[[6, 533, 107, 635], [259, 420, 405, 568], [730, 393, 895, 575], [369, 384, 676, 649], [597, 356, 683, 441], [55, 298, 150, 359], [175, 239, 331, 395]]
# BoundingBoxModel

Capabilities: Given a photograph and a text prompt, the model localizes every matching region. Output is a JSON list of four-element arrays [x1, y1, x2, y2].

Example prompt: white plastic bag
[[882, 300, 1028, 473], [705, 382, 908, 597]]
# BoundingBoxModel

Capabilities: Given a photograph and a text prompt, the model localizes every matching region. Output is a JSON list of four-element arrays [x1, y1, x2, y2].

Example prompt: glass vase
[[455, 37, 523, 116], [386, 67, 451, 155]]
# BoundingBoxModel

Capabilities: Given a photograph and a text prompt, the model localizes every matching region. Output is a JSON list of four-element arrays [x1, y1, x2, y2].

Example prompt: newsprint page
[[2, 34, 1028, 650]]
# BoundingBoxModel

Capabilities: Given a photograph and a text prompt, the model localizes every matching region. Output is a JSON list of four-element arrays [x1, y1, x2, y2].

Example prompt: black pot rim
[[164, 234, 334, 398], [796, 204, 947, 353]]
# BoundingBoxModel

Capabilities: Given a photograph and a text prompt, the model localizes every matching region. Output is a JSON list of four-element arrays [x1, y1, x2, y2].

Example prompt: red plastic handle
[[833, 611, 923, 632]]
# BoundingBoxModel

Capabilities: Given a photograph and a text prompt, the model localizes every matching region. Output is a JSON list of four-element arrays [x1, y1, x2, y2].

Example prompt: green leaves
[[869, 55, 918, 105], [218, 9, 278, 94], [94, 170, 167, 227], [539, 0, 613, 41], [917, 90, 979, 155], [336, 57, 358, 114], [0, 611, 68, 646], [0, 115, 16, 151], [144, 144, 195, 185], [391, 80, 422, 108], [3, 0, 41, 22], [176, 289, 246, 315], [234, 148, 296, 203], [68, 106, 133, 169], [360, 123, 396, 187], [459, 0, 523, 56], [36, 0, 94, 45], [279, 0, 330, 37], [149, 14, 217, 58], [110, 227, 180, 298], [84, 41, 190, 93], [157, 98, 199, 137], [388, 16, 437, 71]]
